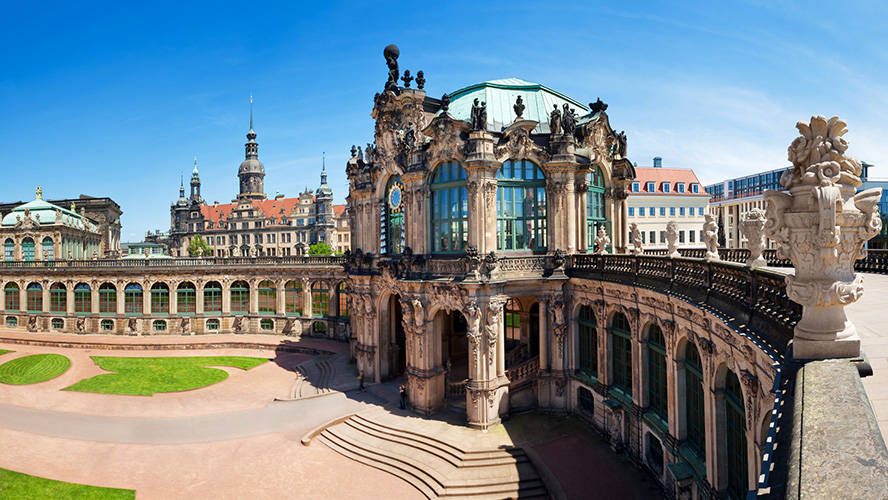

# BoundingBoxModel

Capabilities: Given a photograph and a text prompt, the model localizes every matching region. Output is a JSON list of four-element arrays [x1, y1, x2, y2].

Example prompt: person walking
[[399, 384, 407, 410], [357, 370, 366, 393]]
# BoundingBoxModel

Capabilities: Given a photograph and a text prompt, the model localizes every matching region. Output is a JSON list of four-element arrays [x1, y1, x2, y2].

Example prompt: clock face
[[389, 184, 402, 210]]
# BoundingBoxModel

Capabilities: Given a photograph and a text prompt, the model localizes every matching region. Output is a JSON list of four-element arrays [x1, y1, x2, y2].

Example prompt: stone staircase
[[317, 412, 549, 499], [290, 354, 336, 399]]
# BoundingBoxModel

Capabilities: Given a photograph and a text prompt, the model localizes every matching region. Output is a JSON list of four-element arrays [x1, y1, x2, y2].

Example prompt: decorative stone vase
[[764, 115, 882, 359], [740, 208, 767, 267]]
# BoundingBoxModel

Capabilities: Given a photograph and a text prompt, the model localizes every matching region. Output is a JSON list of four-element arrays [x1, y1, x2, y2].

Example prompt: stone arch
[[713, 364, 750, 497], [375, 171, 406, 200]]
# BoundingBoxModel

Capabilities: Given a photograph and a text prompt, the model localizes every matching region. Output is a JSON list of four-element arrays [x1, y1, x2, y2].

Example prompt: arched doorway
[[441, 310, 469, 408], [529, 302, 540, 357], [381, 294, 406, 380]]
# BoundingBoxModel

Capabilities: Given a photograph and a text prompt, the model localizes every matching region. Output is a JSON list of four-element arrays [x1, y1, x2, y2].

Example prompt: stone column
[[196, 281, 205, 315], [249, 279, 259, 315], [276, 279, 286, 317], [66, 285, 75, 315], [142, 282, 151, 317], [302, 278, 311, 318], [221, 281, 231, 315], [42, 282, 50, 314], [169, 282, 178, 317], [577, 178, 590, 251], [91, 281, 99, 315], [466, 296, 510, 430], [19, 280, 27, 313]]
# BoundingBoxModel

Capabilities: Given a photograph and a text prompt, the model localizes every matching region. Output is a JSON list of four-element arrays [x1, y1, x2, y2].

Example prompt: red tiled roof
[[333, 204, 346, 218], [631, 167, 710, 196], [199, 197, 303, 230]]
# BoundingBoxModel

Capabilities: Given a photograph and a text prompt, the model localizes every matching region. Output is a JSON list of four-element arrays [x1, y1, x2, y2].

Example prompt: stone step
[[291, 354, 336, 399], [317, 430, 443, 499], [442, 478, 548, 498]]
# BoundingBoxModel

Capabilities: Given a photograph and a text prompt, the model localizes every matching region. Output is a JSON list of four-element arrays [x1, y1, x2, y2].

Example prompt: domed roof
[[239, 158, 265, 175], [446, 78, 589, 134], [1, 196, 97, 231]]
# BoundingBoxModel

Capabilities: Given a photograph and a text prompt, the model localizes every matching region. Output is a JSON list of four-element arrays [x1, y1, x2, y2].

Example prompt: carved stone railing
[[569, 254, 801, 354], [642, 247, 888, 272], [504, 343, 529, 369], [446, 378, 467, 398], [0, 255, 346, 270], [506, 356, 540, 387]]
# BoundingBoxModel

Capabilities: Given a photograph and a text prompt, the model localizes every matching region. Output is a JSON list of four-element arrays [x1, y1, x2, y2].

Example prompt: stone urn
[[740, 208, 767, 267], [764, 115, 882, 359]]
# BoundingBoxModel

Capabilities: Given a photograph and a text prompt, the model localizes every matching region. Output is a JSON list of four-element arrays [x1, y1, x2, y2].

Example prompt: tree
[[187, 235, 213, 257], [309, 242, 332, 255]]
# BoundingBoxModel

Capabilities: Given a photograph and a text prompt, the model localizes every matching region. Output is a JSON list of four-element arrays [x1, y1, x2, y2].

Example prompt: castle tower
[[237, 97, 266, 201], [190, 157, 202, 203]]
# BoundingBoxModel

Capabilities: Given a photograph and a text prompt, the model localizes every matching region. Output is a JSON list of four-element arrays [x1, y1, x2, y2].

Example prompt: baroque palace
[[1, 44, 885, 500]]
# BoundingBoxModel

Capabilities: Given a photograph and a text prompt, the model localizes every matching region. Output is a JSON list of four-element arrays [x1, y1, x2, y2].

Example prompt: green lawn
[[0, 468, 135, 499], [0, 350, 13, 356], [0, 354, 71, 385], [64, 356, 269, 395]]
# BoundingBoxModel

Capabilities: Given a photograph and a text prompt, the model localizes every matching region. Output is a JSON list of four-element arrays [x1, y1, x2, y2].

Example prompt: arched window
[[150, 283, 169, 314], [685, 342, 706, 459], [611, 312, 632, 397], [22, 238, 35, 262], [497, 160, 546, 251], [4, 239, 13, 262], [74, 283, 91, 314], [312, 282, 329, 317], [230, 281, 250, 314], [204, 281, 222, 313], [258, 280, 276, 314], [49, 283, 66, 313], [285, 280, 302, 315], [586, 165, 608, 250], [725, 370, 747, 499], [26, 282, 42, 312], [99, 283, 116, 314], [177, 282, 196, 314], [42, 237, 54, 261], [429, 161, 467, 253], [337, 282, 349, 317], [124, 284, 143, 315], [5, 283, 20, 311], [381, 176, 405, 254], [647, 324, 667, 424], [578, 305, 598, 378], [504, 299, 520, 341]]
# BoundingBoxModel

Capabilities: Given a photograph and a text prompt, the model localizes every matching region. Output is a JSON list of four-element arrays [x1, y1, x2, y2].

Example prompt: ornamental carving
[[630, 223, 643, 255], [423, 116, 468, 166], [740, 208, 768, 267], [666, 221, 680, 258], [495, 124, 549, 165], [703, 214, 720, 261], [465, 301, 482, 365]]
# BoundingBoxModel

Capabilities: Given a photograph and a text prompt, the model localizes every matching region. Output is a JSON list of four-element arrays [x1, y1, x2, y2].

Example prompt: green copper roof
[[1, 196, 98, 232], [446, 78, 589, 134]]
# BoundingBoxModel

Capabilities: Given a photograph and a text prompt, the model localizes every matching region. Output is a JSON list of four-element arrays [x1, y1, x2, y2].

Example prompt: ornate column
[[466, 295, 510, 430], [41, 280, 50, 315], [276, 278, 286, 317], [221, 279, 231, 315], [577, 177, 590, 252], [90, 280, 99, 315], [301, 277, 311, 318], [142, 281, 152, 317], [764, 115, 882, 359], [196, 280, 205, 315], [116, 281, 125, 316], [249, 278, 259, 315], [66, 282, 75, 315]]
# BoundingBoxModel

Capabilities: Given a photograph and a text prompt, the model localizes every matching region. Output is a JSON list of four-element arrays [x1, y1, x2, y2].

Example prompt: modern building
[[165, 117, 342, 257], [859, 163, 888, 249], [704, 166, 790, 249], [626, 157, 709, 249]]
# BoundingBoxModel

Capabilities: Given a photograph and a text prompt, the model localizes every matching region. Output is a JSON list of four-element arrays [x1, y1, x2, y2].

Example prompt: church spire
[[238, 95, 266, 200]]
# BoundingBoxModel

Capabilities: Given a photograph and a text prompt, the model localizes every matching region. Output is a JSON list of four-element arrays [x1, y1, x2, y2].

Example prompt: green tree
[[309, 242, 332, 255], [187, 235, 213, 257]]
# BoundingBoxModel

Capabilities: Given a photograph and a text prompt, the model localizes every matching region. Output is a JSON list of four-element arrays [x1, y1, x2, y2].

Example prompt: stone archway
[[441, 310, 469, 410]]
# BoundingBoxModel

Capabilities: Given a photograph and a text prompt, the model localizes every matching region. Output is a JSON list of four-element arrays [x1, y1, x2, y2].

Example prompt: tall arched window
[[42, 237, 54, 261], [26, 282, 42, 312], [177, 282, 196, 315], [204, 281, 222, 313], [124, 284, 143, 315], [99, 283, 116, 314], [150, 283, 169, 314], [312, 282, 329, 317], [725, 370, 747, 499], [647, 324, 667, 424], [430, 161, 468, 253], [578, 305, 598, 378], [285, 280, 302, 315], [74, 283, 91, 314], [587, 165, 608, 250], [4, 239, 13, 262], [258, 280, 276, 314], [49, 283, 66, 313], [611, 312, 632, 397], [22, 238, 35, 262], [230, 281, 249, 314], [504, 299, 520, 342], [497, 160, 546, 251], [4, 283, 19, 311], [685, 342, 706, 460], [382, 176, 405, 254], [337, 282, 349, 317]]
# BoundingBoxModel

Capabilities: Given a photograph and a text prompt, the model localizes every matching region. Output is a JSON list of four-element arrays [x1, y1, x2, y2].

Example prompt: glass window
[[628, 207, 634, 217], [260, 318, 274, 330], [177, 283, 196, 314], [204, 282, 221, 315], [660, 207, 666, 216], [152, 319, 167, 332], [430, 162, 468, 253], [578, 305, 597, 378], [312, 282, 329, 317], [51, 317, 64, 329], [692, 184, 699, 193], [101, 319, 113, 331], [6, 316, 17, 327], [612, 313, 632, 397], [99, 283, 116, 314], [689, 230, 696, 243], [285, 280, 303, 315], [586, 165, 607, 250], [312, 321, 327, 334], [649, 206, 655, 217], [686, 343, 706, 459], [632, 182, 639, 192], [663, 183, 670, 193], [338, 282, 349, 318], [258, 280, 276, 314], [4, 239, 13, 262], [639, 207, 645, 217], [726, 371, 747, 500], [73, 283, 91, 314], [50, 283, 66, 313], [504, 299, 520, 341], [677, 183, 685, 193], [498, 160, 547, 252], [670, 207, 676, 217], [382, 175, 405, 254], [230, 281, 249, 314], [26, 282, 42, 312], [125, 284, 143, 315], [206, 318, 220, 331], [647, 182, 655, 192], [647, 325, 667, 424], [5, 283, 19, 311], [22, 238, 35, 262], [679, 231, 685, 243], [150, 284, 169, 315], [679, 207, 685, 216], [42, 237, 54, 261]]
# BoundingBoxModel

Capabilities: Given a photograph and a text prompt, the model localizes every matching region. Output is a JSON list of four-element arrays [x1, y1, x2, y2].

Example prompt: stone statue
[[764, 115, 882, 358], [127, 318, 137, 333], [282, 317, 295, 335], [549, 104, 561, 135], [403, 122, 416, 151], [415, 70, 425, 90], [350, 145, 356, 158], [594, 226, 610, 254], [513, 95, 525, 120], [590, 97, 608, 113], [355, 145, 362, 161], [610, 409, 623, 448], [365, 143, 374, 164], [703, 214, 720, 261], [630, 222, 643, 255], [465, 301, 482, 340], [411, 298, 424, 328], [180, 317, 190, 334], [470, 99, 487, 131], [561, 103, 576, 137], [740, 208, 768, 267], [384, 44, 399, 91], [232, 316, 243, 333], [76, 317, 85, 333], [666, 220, 680, 258], [441, 93, 450, 113], [401, 69, 413, 88], [614, 131, 627, 158]]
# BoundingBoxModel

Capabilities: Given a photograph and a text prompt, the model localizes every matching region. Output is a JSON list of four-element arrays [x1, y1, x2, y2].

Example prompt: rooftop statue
[[365, 143, 374, 164], [440, 93, 450, 113], [471, 98, 487, 131], [384, 44, 400, 92], [415, 70, 425, 90], [513, 95, 525, 120], [561, 103, 576, 137], [401, 69, 413, 88], [589, 97, 608, 113], [549, 105, 561, 135], [356, 145, 363, 161]]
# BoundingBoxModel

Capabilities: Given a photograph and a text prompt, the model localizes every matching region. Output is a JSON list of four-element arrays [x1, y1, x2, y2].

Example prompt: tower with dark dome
[[238, 99, 266, 201]]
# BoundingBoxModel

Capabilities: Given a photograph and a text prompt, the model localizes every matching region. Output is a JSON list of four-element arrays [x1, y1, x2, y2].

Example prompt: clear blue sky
[[2, 1, 886, 241]]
